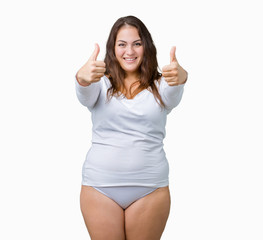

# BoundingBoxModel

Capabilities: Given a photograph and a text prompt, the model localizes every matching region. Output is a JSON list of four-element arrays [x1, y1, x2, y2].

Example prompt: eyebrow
[[117, 39, 141, 43]]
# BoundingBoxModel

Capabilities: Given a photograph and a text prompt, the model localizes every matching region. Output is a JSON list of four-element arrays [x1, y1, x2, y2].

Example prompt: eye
[[135, 42, 142, 46], [118, 43, 125, 47]]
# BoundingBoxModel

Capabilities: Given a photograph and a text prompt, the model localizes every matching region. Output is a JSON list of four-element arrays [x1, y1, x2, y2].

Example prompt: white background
[[0, 0, 262, 239]]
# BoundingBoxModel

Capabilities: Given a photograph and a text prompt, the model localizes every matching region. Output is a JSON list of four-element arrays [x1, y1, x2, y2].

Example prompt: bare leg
[[124, 186, 171, 240], [80, 185, 125, 240]]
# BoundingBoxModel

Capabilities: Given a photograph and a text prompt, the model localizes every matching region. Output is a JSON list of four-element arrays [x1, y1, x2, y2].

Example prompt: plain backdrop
[[0, 0, 262, 239]]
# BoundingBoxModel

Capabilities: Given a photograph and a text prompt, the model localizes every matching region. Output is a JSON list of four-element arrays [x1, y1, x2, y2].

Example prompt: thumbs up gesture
[[162, 46, 188, 86], [76, 43, 106, 86]]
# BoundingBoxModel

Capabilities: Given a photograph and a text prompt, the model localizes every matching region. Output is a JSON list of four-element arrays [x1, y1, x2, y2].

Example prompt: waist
[[91, 136, 164, 151], [85, 143, 167, 172]]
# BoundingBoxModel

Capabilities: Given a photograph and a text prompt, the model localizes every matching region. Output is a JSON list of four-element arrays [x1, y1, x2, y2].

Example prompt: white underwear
[[92, 186, 158, 209]]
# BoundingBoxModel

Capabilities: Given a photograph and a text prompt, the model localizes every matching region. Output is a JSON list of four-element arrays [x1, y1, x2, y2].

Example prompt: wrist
[[75, 73, 91, 86]]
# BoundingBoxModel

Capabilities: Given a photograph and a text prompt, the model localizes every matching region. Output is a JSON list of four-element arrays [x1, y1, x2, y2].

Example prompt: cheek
[[138, 48, 144, 58], [115, 48, 123, 58]]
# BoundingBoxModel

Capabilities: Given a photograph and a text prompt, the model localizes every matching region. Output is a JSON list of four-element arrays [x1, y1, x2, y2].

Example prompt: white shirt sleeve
[[75, 77, 102, 110], [158, 77, 185, 114]]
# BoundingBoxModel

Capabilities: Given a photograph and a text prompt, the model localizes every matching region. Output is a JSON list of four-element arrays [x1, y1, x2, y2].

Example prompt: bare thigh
[[124, 186, 171, 240], [80, 185, 125, 240]]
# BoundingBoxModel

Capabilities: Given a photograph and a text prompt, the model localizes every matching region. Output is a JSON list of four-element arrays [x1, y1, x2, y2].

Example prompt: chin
[[121, 64, 141, 74]]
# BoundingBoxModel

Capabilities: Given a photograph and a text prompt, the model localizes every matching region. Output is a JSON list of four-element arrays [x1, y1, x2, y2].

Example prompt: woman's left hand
[[162, 46, 188, 86]]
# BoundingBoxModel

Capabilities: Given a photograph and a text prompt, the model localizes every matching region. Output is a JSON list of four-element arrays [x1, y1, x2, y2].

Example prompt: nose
[[126, 45, 135, 55]]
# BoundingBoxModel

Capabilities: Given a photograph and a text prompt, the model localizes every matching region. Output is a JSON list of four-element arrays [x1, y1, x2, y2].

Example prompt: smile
[[123, 57, 137, 63]]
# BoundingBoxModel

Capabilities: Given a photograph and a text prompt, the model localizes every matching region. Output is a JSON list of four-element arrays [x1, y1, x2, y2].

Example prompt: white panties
[[92, 186, 158, 209]]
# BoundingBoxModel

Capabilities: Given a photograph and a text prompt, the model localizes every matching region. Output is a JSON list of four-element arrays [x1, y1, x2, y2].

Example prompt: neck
[[120, 72, 140, 94], [124, 71, 140, 82]]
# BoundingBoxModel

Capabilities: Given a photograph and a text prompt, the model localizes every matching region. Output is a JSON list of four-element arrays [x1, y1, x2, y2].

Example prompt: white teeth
[[125, 58, 136, 60]]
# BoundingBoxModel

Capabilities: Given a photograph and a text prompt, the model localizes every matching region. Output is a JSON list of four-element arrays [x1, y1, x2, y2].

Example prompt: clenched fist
[[162, 46, 188, 86], [76, 43, 106, 86]]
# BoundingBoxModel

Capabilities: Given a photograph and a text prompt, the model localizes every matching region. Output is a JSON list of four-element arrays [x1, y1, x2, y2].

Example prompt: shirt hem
[[81, 181, 169, 188]]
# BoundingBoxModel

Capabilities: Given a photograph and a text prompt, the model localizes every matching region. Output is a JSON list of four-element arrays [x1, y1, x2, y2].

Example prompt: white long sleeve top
[[75, 75, 185, 187]]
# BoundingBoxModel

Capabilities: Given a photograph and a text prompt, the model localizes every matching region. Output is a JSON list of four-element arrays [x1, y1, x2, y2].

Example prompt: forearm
[[159, 76, 186, 113], [75, 74, 101, 109]]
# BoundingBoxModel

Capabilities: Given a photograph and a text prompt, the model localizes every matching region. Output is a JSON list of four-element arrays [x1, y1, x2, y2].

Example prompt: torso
[[81, 75, 169, 187]]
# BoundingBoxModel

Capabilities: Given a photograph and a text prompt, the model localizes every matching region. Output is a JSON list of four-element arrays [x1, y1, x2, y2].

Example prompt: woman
[[75, 15, 187, 240]]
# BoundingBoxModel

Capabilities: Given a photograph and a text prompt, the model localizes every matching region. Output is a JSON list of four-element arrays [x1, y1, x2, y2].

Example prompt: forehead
[[116, 25, 140, 41]]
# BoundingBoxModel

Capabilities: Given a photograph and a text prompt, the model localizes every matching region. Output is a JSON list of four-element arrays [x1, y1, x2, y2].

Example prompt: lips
[[123, 57, 137, 63]]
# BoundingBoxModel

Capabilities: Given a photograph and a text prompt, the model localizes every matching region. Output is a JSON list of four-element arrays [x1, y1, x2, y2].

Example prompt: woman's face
[[115, 25, 144, 76]]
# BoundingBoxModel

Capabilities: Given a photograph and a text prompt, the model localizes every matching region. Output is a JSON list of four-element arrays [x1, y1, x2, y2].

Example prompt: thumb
[[170, 46, 178, 63], [89, 43, 100, 61]]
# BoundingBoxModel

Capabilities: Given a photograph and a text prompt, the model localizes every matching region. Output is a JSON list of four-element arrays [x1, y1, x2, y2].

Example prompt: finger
[[94, 72, 104, 78], [164, 77, 180, 86], [162, 65, 174, 72], [162, 71, 177, 77], [95, 67, 106, 73], [91, 77, 102, 82], [164, 76, 177, 82], [95, 61, 106, 67], [167, 82, 180, 86], [89, 43, 100, 61], [91, 71, 104, 77], [170, 46, 178, 63]]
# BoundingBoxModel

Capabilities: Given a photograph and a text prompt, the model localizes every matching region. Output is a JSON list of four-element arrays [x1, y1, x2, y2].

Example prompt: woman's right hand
[[76, 43, 106, 86]]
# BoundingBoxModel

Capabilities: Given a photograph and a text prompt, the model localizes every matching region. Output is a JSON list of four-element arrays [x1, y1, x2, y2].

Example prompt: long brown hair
[[104, 15, 165, 108]]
